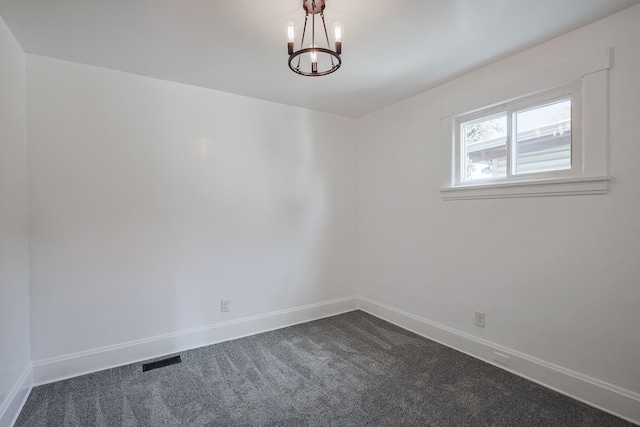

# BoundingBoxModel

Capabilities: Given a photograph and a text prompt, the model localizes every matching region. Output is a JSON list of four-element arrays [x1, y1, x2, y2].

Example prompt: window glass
[[513, 99, 571, 175], [461, 113, 507, 181]]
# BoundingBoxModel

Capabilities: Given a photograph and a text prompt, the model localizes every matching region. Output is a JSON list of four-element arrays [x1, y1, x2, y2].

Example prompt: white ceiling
[[1, 0, 638, 118]]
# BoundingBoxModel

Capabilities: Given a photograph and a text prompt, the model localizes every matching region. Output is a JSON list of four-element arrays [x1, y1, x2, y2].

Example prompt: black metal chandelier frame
[[287, 0, 342, 77]]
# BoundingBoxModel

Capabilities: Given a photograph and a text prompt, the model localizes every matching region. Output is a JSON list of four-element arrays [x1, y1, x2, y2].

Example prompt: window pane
[[514, 99, 571, 175], [461, 113, 507, 181]]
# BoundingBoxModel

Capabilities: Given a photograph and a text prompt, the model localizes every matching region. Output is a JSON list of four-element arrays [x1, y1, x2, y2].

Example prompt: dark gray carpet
[[16, 310, 634, 426]]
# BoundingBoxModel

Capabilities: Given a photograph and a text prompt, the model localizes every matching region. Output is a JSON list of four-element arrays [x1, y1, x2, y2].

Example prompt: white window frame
[[455, 84, 581, 185], [440, 49, 611, 200]]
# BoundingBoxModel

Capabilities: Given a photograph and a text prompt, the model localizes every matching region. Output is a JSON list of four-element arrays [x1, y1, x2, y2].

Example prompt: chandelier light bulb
[[309, 44, 318, 73], [286, 22, 297, 55], [332, 22, 344, 54]]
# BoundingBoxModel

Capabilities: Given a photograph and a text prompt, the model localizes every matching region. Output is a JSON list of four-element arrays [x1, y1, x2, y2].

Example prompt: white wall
[[0, 15, 31, 427], [27, 55, 357, 371], [356, 3, 640, 418]]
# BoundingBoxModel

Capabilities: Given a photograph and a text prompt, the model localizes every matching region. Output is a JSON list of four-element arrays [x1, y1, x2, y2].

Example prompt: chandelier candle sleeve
[[286, 0, 342, 76]]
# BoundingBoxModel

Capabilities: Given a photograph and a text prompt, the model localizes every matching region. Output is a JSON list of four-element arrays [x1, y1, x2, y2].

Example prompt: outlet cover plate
[[475, 310, 485, 327]]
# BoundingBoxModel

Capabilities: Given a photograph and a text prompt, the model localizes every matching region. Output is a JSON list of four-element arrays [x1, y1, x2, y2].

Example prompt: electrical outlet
[[221, 299, 230, 313], [475, 310, 485, 328]]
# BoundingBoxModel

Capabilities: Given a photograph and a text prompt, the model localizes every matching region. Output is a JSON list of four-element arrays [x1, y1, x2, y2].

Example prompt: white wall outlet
[[494, 351, 510, 366], [221, 299, 230, 313], [475, 310, 485, 328]]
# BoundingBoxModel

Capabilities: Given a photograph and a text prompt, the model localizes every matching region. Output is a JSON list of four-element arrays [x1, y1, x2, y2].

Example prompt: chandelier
[[286, 0, 343, 76]]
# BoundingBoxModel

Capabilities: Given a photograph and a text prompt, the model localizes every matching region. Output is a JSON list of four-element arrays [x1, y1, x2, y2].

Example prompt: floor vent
[[142, 355, 182, 372]]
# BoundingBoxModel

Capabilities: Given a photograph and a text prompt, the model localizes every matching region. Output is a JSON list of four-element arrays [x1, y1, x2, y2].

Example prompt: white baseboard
[[32, 296, 358, 386], [356, 296, 640, 426], [0, 365, 32, 427]]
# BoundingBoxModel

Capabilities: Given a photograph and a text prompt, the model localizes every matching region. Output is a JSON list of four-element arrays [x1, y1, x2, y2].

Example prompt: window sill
[[440, 176, 609, 200]]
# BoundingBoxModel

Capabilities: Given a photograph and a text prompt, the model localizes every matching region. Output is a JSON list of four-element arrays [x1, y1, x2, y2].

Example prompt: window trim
[[439, 48, 611, 200], [440, 175, 609, 200]]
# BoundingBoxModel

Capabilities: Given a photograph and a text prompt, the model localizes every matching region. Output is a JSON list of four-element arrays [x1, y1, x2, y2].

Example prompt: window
[[457, 85, 580, 184], [439, 48, 611, 200]]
